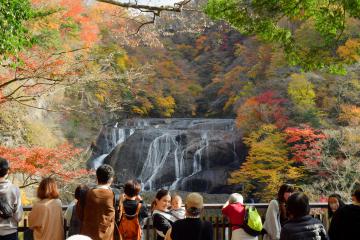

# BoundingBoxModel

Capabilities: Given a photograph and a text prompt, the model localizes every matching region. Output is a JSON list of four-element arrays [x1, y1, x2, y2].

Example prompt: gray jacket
[[0, 180, 23, 236], [280, 215, 328, 240]]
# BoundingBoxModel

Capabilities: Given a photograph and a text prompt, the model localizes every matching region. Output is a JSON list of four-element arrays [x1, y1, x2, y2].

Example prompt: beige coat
[[29, 198, 64, 240], [80, 188, 115, 240]]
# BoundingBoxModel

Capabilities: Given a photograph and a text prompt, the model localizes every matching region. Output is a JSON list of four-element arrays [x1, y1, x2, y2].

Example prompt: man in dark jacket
[[280, 192, 328, 240], [165, 192, 213, 240], [329, 188, 360, 240]]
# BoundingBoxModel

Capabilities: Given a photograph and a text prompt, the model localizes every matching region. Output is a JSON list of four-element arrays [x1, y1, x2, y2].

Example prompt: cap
[[185, 192, 203, 209]]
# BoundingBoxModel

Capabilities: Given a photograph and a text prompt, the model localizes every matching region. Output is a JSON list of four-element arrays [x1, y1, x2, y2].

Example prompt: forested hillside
[[0, 0, 360, 201]]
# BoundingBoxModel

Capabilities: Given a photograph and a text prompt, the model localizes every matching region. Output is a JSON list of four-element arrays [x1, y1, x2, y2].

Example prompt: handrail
[[19, 203, 329, 240], [21, 202, 328, 211]]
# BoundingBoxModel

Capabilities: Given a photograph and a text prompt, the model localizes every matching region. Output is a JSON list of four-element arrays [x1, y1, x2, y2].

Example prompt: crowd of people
[[0, 157, 359, 240]]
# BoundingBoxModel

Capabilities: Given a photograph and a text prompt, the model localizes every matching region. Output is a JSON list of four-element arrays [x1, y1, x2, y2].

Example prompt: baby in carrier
[[170, 194, 185, 220]]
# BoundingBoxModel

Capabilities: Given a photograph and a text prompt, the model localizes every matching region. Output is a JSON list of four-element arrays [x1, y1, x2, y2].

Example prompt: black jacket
[[328, 204, 360, 240], [171, 218, 213, 240], [122, 199, 148, 225], [280, 215, 328, 240]]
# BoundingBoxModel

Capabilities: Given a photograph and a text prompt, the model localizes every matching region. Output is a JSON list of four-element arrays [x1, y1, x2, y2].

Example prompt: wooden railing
[[20, 203, 328, 240]]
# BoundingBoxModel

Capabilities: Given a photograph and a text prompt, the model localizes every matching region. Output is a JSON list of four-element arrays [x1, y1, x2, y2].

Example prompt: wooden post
[[215, 216, 219, 240]]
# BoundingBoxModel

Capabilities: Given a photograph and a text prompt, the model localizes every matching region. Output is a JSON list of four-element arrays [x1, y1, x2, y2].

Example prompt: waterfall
[[93, 154, 109, 169], [88, 118, 241, 192], [139, 131, 210, 191], [91, 124, 135, 169], [139, 133, 176, 190], [192, 132, 209, 174]]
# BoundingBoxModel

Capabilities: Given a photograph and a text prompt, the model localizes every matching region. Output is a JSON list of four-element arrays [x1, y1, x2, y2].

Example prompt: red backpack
[[118, 203, 142, 240]]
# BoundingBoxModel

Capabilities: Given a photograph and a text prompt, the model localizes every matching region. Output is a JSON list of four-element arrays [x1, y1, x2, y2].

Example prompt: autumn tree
[[0, 0, 100, 107], [229, 124, 302, 200], [306, 127, 360, 200], [338, 104, 360, 126], [287, 73, 321, 126], [285, 125, 326, 169], [236, 91, 288, 134], [205, 0, 360, 72], [0, 143, 87, 188]]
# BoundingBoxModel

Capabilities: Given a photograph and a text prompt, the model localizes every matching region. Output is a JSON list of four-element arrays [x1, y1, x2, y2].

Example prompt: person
[[165, 192, 213, 240], [263, 184, 295, 240], [0, 157, 23, 240], [222, 193, 257, 240], [170, 194, 185, 220], [66, 235, 92, 240], [280, 192, 328, 240], [29, 177, 64, 240], [323, 193, 345, 231], [64, 184, 89, 237], [152, 189, 177, 240], [329, 188, 360, 240], [118, 179, 148, 240], [80, 164, 116, 240]]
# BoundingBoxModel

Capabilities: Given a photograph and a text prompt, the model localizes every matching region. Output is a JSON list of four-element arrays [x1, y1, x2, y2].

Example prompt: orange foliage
[[236, 91, 288, 132], [285, 125, 326, 168], [0, 143, 87, 187], [338, 104, 360, 126], [337, 38, 360, 63]]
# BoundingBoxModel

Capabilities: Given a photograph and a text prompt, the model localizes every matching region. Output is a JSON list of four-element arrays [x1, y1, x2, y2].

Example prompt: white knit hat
[[66, 235, 92, 240]]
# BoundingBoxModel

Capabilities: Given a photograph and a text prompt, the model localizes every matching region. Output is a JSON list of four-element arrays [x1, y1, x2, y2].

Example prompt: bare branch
[[96, 0, 191, 12]]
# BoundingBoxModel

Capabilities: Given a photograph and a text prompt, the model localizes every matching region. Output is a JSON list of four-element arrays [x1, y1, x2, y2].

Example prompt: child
[[170, 194, 185, 220]]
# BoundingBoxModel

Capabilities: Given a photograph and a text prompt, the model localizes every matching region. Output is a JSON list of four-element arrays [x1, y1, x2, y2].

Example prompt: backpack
[[242, 206, 263, 236], [0, 193, 15, 219], [118, 202, 142, 240], [112, 188, 121, 225]]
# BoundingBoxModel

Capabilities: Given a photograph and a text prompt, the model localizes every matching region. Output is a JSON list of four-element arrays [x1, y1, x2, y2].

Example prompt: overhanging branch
[[96, 0, 192, 12]]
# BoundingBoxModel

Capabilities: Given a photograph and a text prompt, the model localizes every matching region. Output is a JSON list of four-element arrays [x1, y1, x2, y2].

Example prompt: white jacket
[[263, 199, 281, 240]]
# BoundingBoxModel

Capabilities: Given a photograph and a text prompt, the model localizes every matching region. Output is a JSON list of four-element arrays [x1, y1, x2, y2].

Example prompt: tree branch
[[96, 0, 191, 12]]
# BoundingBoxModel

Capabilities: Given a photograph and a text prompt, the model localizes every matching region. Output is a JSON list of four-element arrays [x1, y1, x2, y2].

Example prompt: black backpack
[[112, 188, 121, 240], [112, 188, 121, 224], [0, 194, 14, 219]]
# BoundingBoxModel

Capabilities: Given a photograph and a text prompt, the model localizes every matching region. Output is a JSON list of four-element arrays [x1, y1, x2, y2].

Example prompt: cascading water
[[139, 133, 174, 190], [90, 125, 135, 169], [88, 118, 243, 192]]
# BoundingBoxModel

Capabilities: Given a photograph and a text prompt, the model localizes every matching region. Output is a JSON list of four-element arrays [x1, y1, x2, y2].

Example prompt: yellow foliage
[[116, 54, 129, 72], [338, 104, 360, 126], [155, 96, 176, 117], [132, 106, 146, 116], [21, 189, 32, 206], [337, 38, 360, 63], [229, 124, 303, 200], [24, 121, 60, 148], [95, 93, 105, 103], [288, 73, 316, 111]]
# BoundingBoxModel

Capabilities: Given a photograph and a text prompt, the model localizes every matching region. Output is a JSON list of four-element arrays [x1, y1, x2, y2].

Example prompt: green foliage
[[205, 0, 360, 71], [0, 0, 37, 57]]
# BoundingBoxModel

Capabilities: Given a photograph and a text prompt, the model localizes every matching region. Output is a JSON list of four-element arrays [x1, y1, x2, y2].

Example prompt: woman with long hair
[[64, 184, 89, 237], [29, 177, 64, 240], [324, 193, 345, 231], [262, 184, 295, 240], [152, 189, 177, 240]]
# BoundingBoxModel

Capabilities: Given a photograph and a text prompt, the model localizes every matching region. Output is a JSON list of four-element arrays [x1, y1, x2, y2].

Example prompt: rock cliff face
[[88, 119, 245, 193]]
